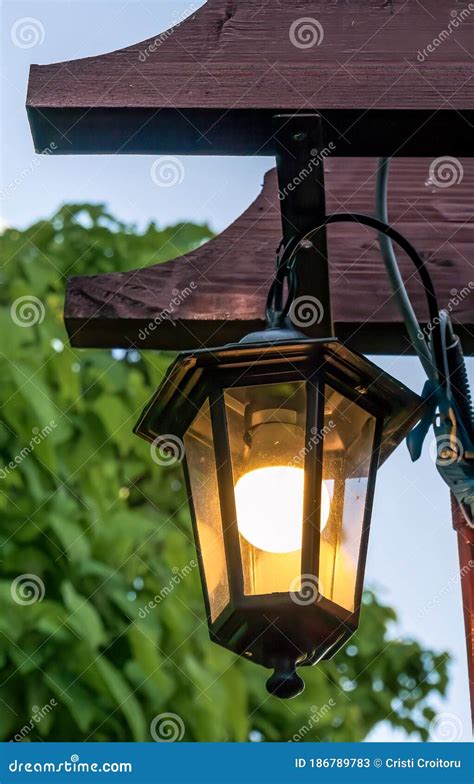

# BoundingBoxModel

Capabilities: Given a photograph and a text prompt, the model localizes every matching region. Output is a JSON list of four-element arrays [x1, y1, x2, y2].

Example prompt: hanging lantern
[[134, 327, 422, 697]]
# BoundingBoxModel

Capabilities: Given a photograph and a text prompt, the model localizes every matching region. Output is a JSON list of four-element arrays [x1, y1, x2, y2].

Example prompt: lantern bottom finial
[[266, 660, 305, 699]]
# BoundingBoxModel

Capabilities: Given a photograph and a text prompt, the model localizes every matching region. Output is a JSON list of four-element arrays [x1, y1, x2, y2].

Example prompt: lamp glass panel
[[224, 382, 307, 596], [319, 386, 376, 612], [184, 399, 230, 621]]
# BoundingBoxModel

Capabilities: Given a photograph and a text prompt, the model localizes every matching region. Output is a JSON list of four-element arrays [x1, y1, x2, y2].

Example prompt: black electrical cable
[[273, 239, 286, 315], [267, 212, 445, 383]]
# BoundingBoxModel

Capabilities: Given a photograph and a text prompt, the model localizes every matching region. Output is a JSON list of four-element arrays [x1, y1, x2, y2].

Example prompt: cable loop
[[266, 240, 297, 327], [266, 212, 444, 383]]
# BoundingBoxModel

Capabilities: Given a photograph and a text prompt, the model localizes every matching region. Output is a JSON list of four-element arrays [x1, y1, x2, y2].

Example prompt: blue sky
[[1, 0, 472, 742]]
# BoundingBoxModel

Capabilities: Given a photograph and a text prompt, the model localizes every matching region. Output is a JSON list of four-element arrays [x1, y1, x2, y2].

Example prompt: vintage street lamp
[[134, 218, 423, 698], [26, 0, 473, 716]]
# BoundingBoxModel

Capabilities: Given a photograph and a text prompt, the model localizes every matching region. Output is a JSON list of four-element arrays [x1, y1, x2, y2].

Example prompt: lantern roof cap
[[134, 336, 424, 465]]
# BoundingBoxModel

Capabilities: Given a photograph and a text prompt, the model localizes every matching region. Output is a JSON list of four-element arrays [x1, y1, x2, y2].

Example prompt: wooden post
[[452, 496, 474, 727], [273, 113, 333, 338]]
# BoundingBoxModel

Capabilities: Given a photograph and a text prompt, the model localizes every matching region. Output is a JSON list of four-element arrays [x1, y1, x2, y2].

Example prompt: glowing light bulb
[[234, 466, 331, 553]]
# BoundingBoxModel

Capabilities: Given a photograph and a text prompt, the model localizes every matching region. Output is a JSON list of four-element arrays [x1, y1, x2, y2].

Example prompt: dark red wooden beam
[[65, 157, 474, 354], [27, 0, 474, 156]]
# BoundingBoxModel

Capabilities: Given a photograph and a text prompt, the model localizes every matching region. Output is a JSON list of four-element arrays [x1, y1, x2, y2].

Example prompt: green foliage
[[0, 205, 448, 742]]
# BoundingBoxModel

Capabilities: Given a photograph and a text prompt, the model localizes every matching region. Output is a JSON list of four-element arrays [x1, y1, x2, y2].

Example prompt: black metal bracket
[[273, 113, 333, 338]]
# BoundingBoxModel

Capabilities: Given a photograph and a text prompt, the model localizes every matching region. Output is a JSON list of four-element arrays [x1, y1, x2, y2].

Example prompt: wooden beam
[[27, 0, 474, 156], [65, 158, 474, 354]]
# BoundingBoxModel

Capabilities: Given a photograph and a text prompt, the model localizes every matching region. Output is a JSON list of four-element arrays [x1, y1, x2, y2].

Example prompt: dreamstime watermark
[[429, 712, 463, 741], [417, 559, 474, 619], [150, 435, 185, 466], [150, 712, 185, 742], [278, 143, 336, 201], [290, 420, 336, 466], [10, 295, 46, 327], [289, 295, 325, 328], [289, 574, 323, 605], [9, 699, 57, 742], [137, 283, 197, 341], [8, 757, 132, 774], [10, 574, 45, 605], [138, 5, 196, 61], [429, 433, 464, 467], [417, 5, 474, 61], [11, 17, 45, 48], [427, 156, 464, 188], [138, 560, 197, 618], [289, 17, 324, 49], [151, 156, 185, 187], [417, 285, 474, 340], [0, 420, 57, 480], [290, 700, 336, 741], [1, 143, 57, 202]]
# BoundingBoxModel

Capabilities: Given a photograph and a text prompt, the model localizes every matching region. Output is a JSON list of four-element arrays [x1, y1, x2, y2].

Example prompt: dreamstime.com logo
[[427, 156, 464, 188], [417, 285, 473, 341], [1, 143, 57, 202], [137, 283, 198, 341], [10, 574, 45, 605], [417, 4, 474, 61], [10, 17, 45, 48], [138, 560, 197, 618], [429, 434, 464, 467], [138, 4, 196, 61], [429, 712, 464, 741], [289, 17, 324, 48], [417, 559, 474, 619], [290, 421, 336, 466], [150, 435, 185, 466], [151, 157, 185, 187], [0, 420, 57, 480], [8, 756, 132, 774], [150, 712, 185, 742], [289, 574, 323, 605], [9, 699, 57, 742], [10, 296, 45, 327], [290, 700, 336, 741], [289, 295, 325, 328], [278, 143, 336, 201]]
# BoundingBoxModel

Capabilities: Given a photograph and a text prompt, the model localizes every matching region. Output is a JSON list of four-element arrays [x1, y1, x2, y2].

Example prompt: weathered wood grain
[[65, 157, 474, 354], [27, 0, 474, 155]]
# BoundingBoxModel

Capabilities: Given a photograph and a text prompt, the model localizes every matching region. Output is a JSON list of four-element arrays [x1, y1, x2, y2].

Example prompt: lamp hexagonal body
[[134, 336, 422, 697]]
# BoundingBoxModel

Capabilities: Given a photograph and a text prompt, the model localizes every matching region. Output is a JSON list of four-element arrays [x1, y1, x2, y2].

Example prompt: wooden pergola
[[27, 0, 473, 725]]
